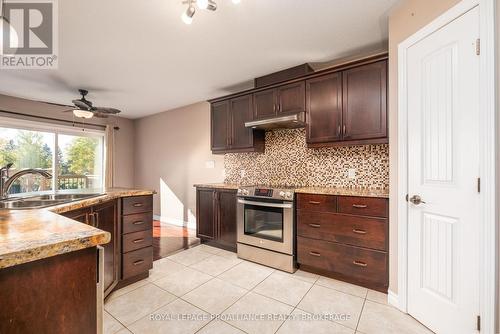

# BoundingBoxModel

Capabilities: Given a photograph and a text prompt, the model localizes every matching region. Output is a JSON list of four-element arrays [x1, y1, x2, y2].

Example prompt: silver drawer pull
[[352, 204, 368, 208], [352, 229, 367, 235], [133, 260, 145, 266], [353, 260, 367, 267], [132, 221, 145, 225], [308, 201, 321, 205], [132, 238, 145, 244], [308, 223, 321, 228], [133, 203, 143, 207], [309, 251, 321, 257]]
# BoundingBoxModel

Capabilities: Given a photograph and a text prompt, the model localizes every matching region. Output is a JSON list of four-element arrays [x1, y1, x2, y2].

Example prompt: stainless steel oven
[[236, 186, 296, 273]]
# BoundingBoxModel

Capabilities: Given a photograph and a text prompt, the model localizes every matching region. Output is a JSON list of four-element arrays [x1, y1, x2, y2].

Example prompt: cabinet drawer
[[297, 193, 337, 213], [337, 196, 388, 218], [297, 210, 387, 251], [122, 246, 153, 279], [297, 236, 387, 285], [122, 230, 153, 253], [122, 212, 153, 234], [122, 195, 153, 215]]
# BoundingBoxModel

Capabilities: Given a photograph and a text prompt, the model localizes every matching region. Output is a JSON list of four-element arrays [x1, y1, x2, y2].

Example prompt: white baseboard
[[388, 289, 400, 309]]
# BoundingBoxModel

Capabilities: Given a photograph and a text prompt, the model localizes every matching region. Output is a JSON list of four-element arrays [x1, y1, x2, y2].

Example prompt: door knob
[[409, 195, 426, 205]]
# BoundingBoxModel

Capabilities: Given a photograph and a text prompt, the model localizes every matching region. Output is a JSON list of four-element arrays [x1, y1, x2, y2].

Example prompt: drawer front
[[122, 195, 153, 215], [122, 230, 153, 253], [122, 212, 153, 234], [337, 196, 388, 218], [297, 193, 337, 213], [122, 246, 153, 279], [297, 210, 388, 251], [297, 236, 387, 285]]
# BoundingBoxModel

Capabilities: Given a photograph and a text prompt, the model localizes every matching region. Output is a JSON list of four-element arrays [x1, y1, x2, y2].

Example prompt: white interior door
[[406, 6, 480, 334]]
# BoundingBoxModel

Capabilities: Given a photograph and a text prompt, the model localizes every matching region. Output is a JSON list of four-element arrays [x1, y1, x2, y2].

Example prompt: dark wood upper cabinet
[[211, 100, 230, 152], [306, 73, 343, 143], [277, 81, 305, 115], [342, 61, 387, 141], [253, 88, 276, 120], [93, 200, 119, 295], [211, 94, 264, 154], [230, 94, 254, 149], [217, 190, 237, 250], [196, 188, 216, 240]]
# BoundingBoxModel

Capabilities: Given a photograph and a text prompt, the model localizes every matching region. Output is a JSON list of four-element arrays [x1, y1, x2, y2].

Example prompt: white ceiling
[[0, 0, 398, 119]]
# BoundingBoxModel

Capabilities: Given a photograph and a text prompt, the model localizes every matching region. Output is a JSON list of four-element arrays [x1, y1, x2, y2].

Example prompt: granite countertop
[[193, 183, 240, 190], [0, 188, 155, 269], [294, 186, 388, 198], [193, 183, 388, 198]]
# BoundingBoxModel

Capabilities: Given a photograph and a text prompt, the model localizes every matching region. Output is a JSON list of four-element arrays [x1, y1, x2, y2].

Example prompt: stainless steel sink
[[0, 193, 104, 209]]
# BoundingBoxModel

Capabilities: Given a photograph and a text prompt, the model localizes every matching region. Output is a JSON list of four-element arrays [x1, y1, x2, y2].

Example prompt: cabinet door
[[211, 100, 230, 151], [60, 207, 91, 225], [196, 189, 216, 240], [342, 61, 387, 140], [230, 94, 254, 149], [93, 200, 119, 295], [277, 81, 305, 115], [306, 73, 343, 143], [217, 190, 237, 250], [253, 88, 276, 120]]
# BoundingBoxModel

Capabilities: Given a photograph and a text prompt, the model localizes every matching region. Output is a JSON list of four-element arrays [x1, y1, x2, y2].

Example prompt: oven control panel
[[254, 188, 273, 197]]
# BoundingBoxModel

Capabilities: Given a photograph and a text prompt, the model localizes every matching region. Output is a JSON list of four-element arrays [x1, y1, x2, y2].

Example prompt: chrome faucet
[[1, 165, 52, 199]]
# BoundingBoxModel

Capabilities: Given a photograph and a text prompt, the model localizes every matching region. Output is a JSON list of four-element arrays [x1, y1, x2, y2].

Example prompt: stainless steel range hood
[[245, 113, 305, 130]]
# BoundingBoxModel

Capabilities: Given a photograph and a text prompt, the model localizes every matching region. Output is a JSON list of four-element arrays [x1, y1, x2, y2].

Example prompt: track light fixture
[[181, 0, 238, 24]]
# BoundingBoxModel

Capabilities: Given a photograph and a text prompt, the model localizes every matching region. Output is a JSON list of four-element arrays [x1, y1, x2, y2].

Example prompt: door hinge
[[476, 38, 480, 55], [477, 315, 481, 331], [477, 178, 481, 193]]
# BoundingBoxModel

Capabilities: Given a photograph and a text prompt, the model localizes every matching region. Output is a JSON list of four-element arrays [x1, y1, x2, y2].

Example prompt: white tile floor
[[104, 245, 433, 334]]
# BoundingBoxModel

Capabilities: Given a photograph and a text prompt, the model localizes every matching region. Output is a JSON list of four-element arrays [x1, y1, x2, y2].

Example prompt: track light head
[[181, 5, 195, 24]]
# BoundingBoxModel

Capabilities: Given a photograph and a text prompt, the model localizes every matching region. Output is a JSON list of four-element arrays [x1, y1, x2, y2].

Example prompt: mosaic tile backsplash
[[224, 128, 389, 189]]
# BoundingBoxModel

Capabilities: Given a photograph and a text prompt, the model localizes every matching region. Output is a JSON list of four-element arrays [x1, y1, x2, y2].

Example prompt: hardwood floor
[[152, 220, 200, 260]]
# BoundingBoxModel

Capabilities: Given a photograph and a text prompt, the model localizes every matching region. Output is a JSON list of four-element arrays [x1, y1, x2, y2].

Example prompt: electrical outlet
[[348, 168, 356, 179], [205, 160, 215, 169], [240, 169, 246, 178]]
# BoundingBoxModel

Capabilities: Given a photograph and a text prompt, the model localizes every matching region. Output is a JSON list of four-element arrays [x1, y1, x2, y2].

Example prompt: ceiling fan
[[42, 89, 122, 119]]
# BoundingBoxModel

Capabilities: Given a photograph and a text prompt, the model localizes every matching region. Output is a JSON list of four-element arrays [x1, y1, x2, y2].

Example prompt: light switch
[[348, 168, 356, 179], [205, 160, 215, 169]]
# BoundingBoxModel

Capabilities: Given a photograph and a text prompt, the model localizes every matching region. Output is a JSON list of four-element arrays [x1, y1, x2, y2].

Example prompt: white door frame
[[397, 0, 496, 332]]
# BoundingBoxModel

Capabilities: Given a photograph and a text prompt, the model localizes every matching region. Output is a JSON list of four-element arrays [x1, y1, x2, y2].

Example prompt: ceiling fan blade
[[33, 100, 74, 108], [72, 99, 92, 110], [93, 107, 121, 114], [92, 112, 109, 118]]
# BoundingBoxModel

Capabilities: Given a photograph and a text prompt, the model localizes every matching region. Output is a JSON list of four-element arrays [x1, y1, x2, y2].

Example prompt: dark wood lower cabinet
[[0, 247, 98, 334], [196, 187, 237, 252], [93, 200, 120, 294], [61, 200, 120, 297], [297, 193, 389, 292], [60, 195, 154, 296]]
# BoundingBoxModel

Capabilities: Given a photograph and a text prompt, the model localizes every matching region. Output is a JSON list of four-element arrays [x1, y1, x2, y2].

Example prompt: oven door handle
[[237, 199, 293, 209]]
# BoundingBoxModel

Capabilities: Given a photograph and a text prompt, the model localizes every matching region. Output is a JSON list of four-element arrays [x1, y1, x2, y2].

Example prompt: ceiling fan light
[[181, 5, 195, 24], [73, 109, 94, 119]]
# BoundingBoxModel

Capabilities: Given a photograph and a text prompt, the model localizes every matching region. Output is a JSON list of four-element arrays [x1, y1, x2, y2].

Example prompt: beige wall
[[0, 94, 136, 188], [388, 0, 462, 293], [133, 102, 224, 225]]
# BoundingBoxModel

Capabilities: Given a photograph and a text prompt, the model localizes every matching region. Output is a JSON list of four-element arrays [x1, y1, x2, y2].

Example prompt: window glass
[[0, 123, 105, 196], [58, 134, 103, 190], [0, 128, 54, 194]]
